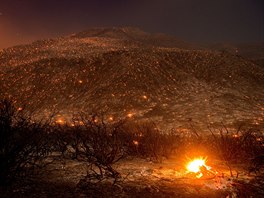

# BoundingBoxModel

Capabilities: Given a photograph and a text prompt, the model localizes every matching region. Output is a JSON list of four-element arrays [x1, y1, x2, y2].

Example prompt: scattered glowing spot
[[127, 113, 133, 118], [78, 80, 83, 84], [56, 119, 64, 125], [79, 121, 84, 125], [143, 95, 147, 99], [17, 107, 23, 111], [233, 134, 239, 138], [133, 140, 139, 145], [109, 116, 113, 121]]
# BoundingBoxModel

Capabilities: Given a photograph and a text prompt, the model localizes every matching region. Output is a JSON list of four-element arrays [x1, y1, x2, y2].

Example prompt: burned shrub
[[207, 125, 264, 176], [239, 128, 264, 159], [248, 155, 264, 175], [81, 119, 126, 178], [209, 126, 264, 163], [52, 115, 127, 180], [209, 128, 243, 163], [125, 122, 182, 161], [0, 99, 52, 185], [51, 125, 83, 159]]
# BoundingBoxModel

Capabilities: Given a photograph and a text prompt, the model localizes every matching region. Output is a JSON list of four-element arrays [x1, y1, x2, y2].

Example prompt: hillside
[[0, 27, 263, 130]]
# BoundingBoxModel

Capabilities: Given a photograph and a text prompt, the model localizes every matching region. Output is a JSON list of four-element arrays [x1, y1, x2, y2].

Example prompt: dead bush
[[0, 99, 52, 185], [52, 114, 127, 181], [124, 122, 182, 161], [208, 125, 264, 176]]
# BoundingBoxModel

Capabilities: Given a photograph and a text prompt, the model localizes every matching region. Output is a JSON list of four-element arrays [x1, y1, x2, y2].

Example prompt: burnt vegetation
[[0, 99, 52, 185], [1, 99, 263, 189]]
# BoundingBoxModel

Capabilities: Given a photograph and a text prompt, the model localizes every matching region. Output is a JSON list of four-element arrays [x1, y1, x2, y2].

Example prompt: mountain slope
[[0, 28, 263, 130]]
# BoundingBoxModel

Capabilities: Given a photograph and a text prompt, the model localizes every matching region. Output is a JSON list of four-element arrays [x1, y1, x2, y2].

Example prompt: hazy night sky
[[0, 0, 263, 49]]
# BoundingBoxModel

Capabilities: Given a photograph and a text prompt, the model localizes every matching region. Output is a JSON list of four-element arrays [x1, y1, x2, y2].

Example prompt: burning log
[[186, 157, 216, 179]]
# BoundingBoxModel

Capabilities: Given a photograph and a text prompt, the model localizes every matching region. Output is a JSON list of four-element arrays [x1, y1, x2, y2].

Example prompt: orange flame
[[186, 157, 211, 178]]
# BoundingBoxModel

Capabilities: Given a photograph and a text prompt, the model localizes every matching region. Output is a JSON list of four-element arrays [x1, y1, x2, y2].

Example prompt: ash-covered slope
[[0, 27, 263, 129]]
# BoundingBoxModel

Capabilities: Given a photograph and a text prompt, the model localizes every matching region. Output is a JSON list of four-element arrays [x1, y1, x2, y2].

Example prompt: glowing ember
[[56, 119, 64, 125], [186, 157, 211, 178], [133, 140, 139, 145], [127, 113, 133, 118], [232, 134, 239, 138], [256, 137, 262, 142]]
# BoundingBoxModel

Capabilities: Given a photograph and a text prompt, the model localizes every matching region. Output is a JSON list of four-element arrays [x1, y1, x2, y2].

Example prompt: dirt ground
[[1, 157, 263, 198]]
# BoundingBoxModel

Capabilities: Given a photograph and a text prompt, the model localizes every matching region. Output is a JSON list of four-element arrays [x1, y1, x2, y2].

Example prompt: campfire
[[186, 157, 214, 179]]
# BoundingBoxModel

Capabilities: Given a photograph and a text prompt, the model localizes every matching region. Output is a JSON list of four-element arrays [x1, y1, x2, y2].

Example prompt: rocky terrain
[[0, 27, 263, 130]]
